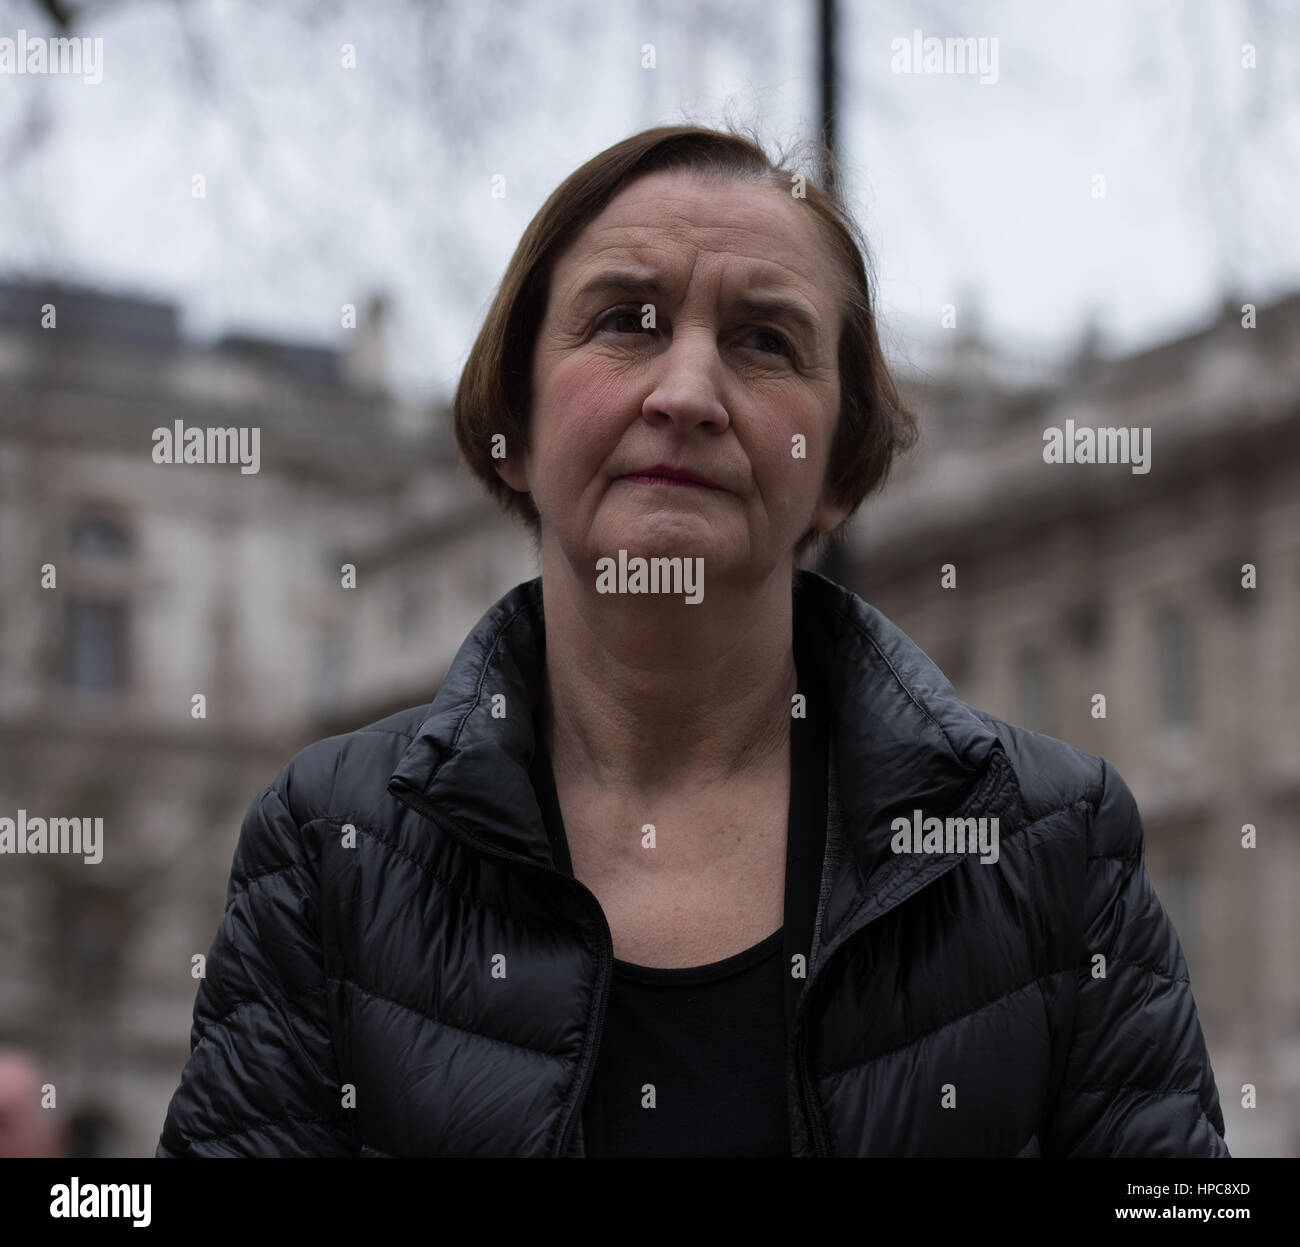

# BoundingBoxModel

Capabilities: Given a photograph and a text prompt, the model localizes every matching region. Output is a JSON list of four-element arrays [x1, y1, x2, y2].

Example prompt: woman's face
[[498, 168, 849, 588]]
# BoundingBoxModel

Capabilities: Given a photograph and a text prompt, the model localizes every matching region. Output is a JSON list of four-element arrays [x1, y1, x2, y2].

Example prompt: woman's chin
[[584, 511, 733, 565]]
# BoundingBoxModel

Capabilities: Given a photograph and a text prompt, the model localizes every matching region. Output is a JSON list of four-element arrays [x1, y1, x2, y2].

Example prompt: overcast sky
[[1, 0, 1296, 402]]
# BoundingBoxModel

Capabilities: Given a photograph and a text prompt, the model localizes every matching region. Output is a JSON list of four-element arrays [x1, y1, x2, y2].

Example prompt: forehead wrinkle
[[566, 178, 831, 281], [552, 234, 677, 308], [559, 234, 830, 325], [578, 213, 827, 285]]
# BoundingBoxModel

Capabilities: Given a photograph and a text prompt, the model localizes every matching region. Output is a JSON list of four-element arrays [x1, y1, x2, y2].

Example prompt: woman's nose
[[640, 331, 730, 432]]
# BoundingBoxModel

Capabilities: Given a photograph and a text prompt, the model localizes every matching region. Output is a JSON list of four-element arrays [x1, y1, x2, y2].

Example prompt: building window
[[58, 514, 133, 696], [69, 516, 130, 560], [393, 583, 420, 642], [61, 599, 127, 693], [51, 875, 127, 1007], [1156, 857, 1200, 977], [1015, 644, 1053, 735], [314, 622, 348, 705], [1154, 603, 1194, 730], [1066, 600, 1103, 651]]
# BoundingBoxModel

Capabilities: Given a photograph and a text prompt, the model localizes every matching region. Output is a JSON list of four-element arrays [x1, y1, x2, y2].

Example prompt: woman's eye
[[745, 328, 794, 358], [594, 310, 793, 360], [597, 308, 652, 336]]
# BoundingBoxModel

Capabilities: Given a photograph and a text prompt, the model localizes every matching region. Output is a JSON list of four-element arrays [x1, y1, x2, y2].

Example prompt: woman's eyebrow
[[572, 270, 669, 302], [572, 271, 821, 339]]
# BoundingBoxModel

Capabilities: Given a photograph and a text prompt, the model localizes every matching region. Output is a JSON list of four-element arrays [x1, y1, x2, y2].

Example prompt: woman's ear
[[494, 452, 530, 494], [809, 487, 852, 535]]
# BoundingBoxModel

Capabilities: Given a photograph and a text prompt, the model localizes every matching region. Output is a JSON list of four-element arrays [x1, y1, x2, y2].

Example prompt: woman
[[156, 124, 1229, 1158]]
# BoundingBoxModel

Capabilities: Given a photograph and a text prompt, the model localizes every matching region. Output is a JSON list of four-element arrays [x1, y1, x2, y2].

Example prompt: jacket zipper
[[791, 748, 1015, 1158], [388, 780, 614, 1159], [792, 929, 845, 1156], [794, 989, 829, 1156], [791, 864, 975, 1157]]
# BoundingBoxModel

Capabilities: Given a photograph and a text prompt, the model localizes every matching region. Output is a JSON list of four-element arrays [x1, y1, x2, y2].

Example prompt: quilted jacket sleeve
[[1043, 758, 1230, 1157], [156, 781, 354, 1157]]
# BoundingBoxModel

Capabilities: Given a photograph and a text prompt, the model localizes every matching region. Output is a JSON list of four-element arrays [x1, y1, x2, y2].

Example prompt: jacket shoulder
[[268, 702, 432, 829], [968, 708, 1135, 850]]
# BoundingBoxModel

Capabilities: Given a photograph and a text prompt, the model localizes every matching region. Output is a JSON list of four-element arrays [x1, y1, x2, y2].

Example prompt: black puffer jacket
[[156, 571, 1229, 1157]]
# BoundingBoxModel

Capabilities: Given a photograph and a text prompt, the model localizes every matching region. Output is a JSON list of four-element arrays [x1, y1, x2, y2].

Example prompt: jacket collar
[[388, 570, 1018, 931]]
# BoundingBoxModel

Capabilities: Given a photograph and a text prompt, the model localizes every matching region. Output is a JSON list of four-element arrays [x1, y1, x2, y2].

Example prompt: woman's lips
[[619, 473, 717, 489]]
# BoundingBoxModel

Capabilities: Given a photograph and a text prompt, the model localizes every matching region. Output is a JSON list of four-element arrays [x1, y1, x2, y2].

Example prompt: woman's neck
[[537, 546, 798, 800]]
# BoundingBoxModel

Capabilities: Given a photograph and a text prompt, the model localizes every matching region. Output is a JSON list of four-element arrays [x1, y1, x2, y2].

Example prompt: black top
[[529, 641, 829, 1157]]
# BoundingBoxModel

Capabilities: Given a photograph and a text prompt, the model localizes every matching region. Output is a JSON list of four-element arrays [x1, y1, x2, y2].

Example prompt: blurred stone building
[[851, 295, 1300, 1158], [0, 277, 1294, 1156], [0, 279, 533, 1156]]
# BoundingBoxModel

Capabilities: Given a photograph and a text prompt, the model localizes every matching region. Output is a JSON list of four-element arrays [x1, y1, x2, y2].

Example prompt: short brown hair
[[452, 123, 917, 559]]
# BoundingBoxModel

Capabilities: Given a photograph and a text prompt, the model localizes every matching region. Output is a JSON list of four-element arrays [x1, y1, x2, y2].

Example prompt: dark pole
[[818, 0, 838, 196], [814, 0, 852, 589]]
